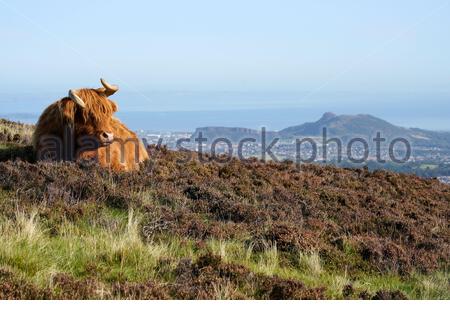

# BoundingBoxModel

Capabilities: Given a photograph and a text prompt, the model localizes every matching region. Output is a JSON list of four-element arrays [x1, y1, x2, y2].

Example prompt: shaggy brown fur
[[78, 117, 149, 172], [32, 81, 148, 172]]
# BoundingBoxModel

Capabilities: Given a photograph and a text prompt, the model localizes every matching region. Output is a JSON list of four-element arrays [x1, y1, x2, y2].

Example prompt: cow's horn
[[100, 78, 119, 96], [68, 90, 86, 108]]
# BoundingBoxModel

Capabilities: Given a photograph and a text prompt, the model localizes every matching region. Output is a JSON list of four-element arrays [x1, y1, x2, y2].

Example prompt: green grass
[[206, 238, 449, 299], [1, 208, 182, 285], [0, 204, 448, 299]]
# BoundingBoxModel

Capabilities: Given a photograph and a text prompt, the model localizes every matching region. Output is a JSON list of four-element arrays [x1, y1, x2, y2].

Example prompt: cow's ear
[[110, 100, 118, 113]]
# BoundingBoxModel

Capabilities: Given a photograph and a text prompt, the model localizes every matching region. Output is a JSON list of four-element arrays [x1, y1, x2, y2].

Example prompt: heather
[[0, 119, 448, 299]]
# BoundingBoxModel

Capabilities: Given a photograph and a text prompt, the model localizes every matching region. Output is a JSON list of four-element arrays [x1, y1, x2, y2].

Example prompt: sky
[[0, 0, 450, 117]]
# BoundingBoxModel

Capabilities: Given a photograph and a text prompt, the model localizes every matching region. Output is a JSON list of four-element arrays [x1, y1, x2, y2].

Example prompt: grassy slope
[[0, 119, 449, 299]]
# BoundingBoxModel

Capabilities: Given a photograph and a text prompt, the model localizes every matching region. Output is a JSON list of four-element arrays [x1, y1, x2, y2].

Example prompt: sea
[[1, 91, 449, 132]]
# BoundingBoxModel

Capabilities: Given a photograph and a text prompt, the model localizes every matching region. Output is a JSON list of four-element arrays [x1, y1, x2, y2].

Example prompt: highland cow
[[32, 78, 149, 172]]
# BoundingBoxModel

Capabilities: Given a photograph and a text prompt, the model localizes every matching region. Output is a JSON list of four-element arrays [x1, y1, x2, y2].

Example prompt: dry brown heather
[[0, 119, 449, 299]]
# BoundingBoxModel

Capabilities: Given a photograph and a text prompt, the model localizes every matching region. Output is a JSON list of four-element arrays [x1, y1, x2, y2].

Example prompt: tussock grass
[[0, 203, 448, 299], [257, 242, 279, 276], [1, 206, 172, 286], [417, 272, 449, 300], [212, 280, 239, 300], [329, 274, 350, 298], [15, 209, 41, 241], [298, 252, 323, 276]]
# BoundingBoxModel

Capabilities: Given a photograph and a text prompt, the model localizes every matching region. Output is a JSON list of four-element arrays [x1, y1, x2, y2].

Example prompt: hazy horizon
[[2, 90, 450, 132]]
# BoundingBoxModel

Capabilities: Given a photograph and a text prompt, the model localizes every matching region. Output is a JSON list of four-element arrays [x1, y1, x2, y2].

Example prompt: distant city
[[137, 113, 450, 183], [2, 110, 450, 183]]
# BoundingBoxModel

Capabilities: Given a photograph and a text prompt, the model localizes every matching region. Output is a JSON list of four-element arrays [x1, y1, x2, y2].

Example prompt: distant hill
[[280, 112, 450, 148], [279, 112, 410, 138], [193, 113, 450, 148]]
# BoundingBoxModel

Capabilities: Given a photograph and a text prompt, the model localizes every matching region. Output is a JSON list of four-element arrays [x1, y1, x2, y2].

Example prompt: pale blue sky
[[0, 0, 449, 113]]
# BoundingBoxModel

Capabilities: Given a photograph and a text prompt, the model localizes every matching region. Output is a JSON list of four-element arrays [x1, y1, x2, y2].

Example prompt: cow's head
[[62, 78, 119, 146]]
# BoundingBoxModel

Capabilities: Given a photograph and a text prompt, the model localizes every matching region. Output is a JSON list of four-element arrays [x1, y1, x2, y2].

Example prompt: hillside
[[0, 119, 449, 299], [0, 118, 34, 145], [0, 119, 34, 163]]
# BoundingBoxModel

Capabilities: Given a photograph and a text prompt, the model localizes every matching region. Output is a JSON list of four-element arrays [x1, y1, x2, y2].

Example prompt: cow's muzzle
[[100, 132, 114, 145]]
